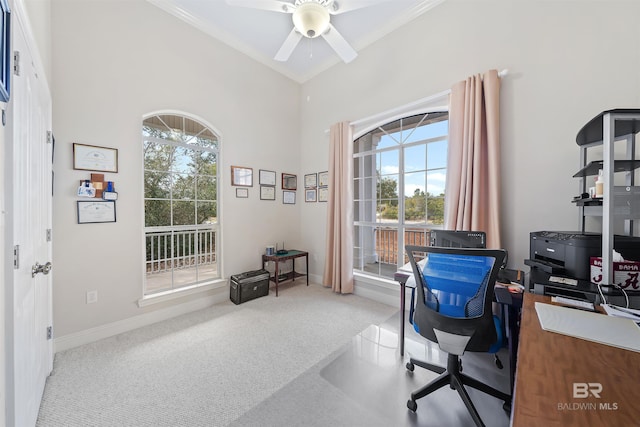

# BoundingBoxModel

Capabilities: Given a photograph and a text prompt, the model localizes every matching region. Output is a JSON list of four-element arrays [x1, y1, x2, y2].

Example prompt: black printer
[[525, 231, 640, 282]]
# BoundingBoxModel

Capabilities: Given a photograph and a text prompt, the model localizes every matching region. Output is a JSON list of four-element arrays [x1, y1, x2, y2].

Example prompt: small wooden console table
[[262, 250, 309, 296]]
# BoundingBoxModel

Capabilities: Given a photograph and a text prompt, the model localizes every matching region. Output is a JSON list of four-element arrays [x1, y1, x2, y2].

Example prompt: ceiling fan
[[226, 0, 393, 63]]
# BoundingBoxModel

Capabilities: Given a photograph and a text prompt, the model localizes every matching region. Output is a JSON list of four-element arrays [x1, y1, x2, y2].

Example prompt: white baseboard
[[53, 288, 228, 353], [353, 273, 405, 309]]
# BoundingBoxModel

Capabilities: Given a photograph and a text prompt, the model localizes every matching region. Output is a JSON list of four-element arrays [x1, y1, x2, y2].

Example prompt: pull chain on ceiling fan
[[226, 0, 394, 63]]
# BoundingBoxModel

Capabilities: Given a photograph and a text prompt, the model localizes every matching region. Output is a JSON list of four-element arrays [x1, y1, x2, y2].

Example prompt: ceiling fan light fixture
[[292, 2, 330, 38]]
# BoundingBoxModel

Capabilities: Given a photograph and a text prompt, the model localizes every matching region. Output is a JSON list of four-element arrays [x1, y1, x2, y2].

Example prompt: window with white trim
[[353, 112, 448, 279], [142, 114, 219, 295]]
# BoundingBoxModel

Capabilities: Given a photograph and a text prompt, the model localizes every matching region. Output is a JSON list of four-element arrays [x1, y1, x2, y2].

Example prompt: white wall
[[299, 0, 640, 285], [51, 0, 301, 338], [49, 0, 640, 341]]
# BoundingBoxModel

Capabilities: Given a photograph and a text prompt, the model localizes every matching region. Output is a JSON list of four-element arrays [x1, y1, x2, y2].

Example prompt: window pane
[[197, 201, 217, 224], [172, 173, 195, 200], [377, 174, 398, 202], [145, 200, 171, 227], [427, 196, 445, 225], [172, 147, 194, 174], [172, 201, 195, 225], [144, 141, 174, 171], [427, 140, 447, 170], [404, 170, 426, 196], [144, 171, 171, 199], [377, 151, 399, 176], [427, 170, 446, 197], [196, 175, 217, 201], [404, 187, 427, 224], [405, 144, 426, 172]]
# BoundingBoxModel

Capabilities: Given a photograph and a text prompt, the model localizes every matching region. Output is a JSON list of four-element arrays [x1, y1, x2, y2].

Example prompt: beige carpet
[[36, 283, 397, 426]]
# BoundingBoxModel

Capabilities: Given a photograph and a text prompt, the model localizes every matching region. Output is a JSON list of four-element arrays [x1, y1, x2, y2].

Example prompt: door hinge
[[13, 51, 20, 76], [13, 245, 19, 269], [47, 326, 53, 340], [46, 229, 52, 242], [47, 131, 53, 144]]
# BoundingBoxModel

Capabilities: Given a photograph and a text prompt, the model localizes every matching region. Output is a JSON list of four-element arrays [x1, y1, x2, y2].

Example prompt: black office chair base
[[406, 353, 511, 427]]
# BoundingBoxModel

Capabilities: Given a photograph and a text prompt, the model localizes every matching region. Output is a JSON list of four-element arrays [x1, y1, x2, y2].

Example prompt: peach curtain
[[322, 121, 354, 294], [445, 69, 502, 248]]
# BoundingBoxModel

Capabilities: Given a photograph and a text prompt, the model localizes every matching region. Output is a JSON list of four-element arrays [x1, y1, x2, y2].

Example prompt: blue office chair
[[405, 245, 511, 427]]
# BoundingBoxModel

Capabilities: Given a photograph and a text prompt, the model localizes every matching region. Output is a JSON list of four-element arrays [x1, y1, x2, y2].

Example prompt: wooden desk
[[512, 293, 640, 426], [262, 250, 308, 297]]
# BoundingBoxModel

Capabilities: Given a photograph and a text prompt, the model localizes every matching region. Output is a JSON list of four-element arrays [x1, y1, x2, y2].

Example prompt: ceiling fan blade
[[274, 28, 303, 61], [225, 0, 295, 13], [327, 0, 393, 14], [321, 23, 357, 63]]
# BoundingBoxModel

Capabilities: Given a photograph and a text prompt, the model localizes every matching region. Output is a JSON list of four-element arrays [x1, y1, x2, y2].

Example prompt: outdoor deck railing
[[145, 227, 216, 274], [374, 227, 432, 265]]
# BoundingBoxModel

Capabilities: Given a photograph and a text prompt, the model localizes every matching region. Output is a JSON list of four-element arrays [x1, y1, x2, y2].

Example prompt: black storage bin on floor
[[230, 269, 270, 304]]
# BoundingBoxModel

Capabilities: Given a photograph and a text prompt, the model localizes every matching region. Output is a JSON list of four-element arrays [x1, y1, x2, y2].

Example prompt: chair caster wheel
[[407, 399, 417, 412], [406, 362, 414, 372], [495, 357, 503, 370]]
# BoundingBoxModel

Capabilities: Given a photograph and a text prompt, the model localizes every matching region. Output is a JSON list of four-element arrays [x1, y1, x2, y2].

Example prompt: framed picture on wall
[[318, 171, 329, 187], [259, 169, 276, 186], [282, 173, 297, 190], [305, 189, 316, 202], [283, 190, 296, 204], [260, 186, 276, 200], [304, 173, 317, 188], [318, 187, 328, 202], [231, 166, 253, 187], [73, 143, 119, 173]]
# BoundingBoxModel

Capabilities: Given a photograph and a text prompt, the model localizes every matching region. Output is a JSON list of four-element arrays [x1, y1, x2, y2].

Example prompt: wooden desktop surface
[[512, 293, 640, 426]]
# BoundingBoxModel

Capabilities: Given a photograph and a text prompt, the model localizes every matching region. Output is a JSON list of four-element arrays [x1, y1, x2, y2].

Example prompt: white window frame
[[352, 91, 450, 279], [140, 112, 223, 304]]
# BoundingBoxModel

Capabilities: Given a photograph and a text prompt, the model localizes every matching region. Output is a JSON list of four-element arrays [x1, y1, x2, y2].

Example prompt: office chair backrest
[[406, 245, 506, 356]]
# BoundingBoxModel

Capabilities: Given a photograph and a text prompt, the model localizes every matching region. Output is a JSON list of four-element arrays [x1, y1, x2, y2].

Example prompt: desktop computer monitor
[[430, 230, 486, 249]]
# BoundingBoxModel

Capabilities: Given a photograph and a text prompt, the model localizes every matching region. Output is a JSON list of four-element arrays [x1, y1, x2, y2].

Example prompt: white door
[[5, 9, 53, 427]]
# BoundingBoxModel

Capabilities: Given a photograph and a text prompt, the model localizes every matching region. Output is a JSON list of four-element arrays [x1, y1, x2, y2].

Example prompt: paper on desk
[[602, 304, 640, 321], [535, 302, 640, 353]]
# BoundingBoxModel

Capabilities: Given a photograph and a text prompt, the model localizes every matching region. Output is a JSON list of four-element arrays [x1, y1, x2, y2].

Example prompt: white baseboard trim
[[53, 288, 229, 353], [353, 273, 404, 309]]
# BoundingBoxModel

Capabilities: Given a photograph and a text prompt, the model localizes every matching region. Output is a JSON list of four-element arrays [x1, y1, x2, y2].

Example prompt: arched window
[[353, 112, 448, 279], [142, 113, 220, 295]]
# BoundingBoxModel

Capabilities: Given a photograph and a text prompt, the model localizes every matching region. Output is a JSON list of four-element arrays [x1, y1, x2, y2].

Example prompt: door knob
[[32, 261, 52, 278]]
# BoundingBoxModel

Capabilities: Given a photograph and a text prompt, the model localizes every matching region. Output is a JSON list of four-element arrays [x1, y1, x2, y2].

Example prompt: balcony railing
[[144, 227, 218, 293], [375, 227, 431, 265]]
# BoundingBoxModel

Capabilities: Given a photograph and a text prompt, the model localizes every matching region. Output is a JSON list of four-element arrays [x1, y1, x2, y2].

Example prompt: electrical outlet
[[86, 290, 98, 304]]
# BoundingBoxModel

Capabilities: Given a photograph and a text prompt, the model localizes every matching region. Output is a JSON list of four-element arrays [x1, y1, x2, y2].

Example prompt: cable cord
[[597, 283, 629, 308]]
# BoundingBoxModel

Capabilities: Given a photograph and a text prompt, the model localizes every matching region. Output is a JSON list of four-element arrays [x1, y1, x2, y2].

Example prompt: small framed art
[[318, 187, 328, 202], [236, 188, 249, 198], [318, 171, 329, 187], [231, 166, 253, 187], [77, 200, 116, 224], [282, 173, 297, 190], [305, 189, 317, 202], [260, 186, 276, 200], [283, 190, 296, 204], [304, 173, 317, 188], [259, 169, 276, 186], [73, 143, 119, 173]]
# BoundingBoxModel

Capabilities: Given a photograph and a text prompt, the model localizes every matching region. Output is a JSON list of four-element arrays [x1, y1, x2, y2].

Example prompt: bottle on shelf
[[595, 169, 604, 198]]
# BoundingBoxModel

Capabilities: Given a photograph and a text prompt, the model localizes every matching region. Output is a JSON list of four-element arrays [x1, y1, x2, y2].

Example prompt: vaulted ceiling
[[147, 0, 445, 83]]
